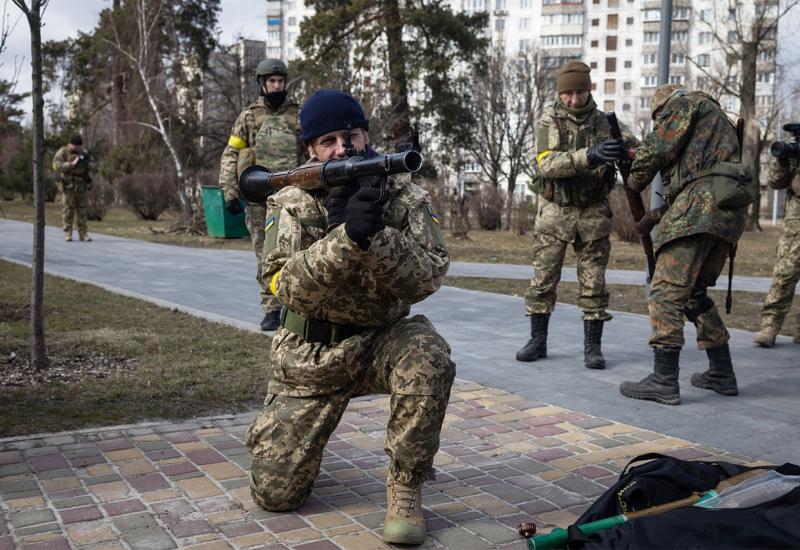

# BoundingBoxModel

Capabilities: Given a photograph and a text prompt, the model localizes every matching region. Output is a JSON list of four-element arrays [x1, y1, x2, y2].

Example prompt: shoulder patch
[[426, 204, 440, 225], [264, 214, 276, 233]]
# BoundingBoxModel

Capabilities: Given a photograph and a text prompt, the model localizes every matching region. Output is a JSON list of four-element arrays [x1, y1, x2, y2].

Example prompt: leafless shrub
[[474, 185, 505, 230], [511, 193, 537, 236], [85, 178, 114, 221], [118, 172, 178, 220]]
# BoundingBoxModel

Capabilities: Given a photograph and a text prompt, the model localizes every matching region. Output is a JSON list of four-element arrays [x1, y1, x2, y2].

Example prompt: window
[[267, 47, 280, 57], [671, 53, 685, 64], [605, 79, 616, 93], [590, 61, 598, 68], [758, 50, 774, 62], [607, 36, 617, 50], [699, 32, 712, 44], [464, 0, 485, 14], [520, 0, 531, 7], [495, 18, 505, 31], [604, 100, 615, 111], [757, 95, 773, 106], [593, 0, 600, 4], [496, 0, 506, 9], [267, 30, 280, 42], [669, 75, 684, 84], [626, 16, 634, 25], [757, 72, 772, 83], [608, 14, 618, 28], [728, 31, 740, 42], [643, 75, 657, 87], [591, 39, 599, 47], [696, 76, 708, 89], [519, 17, 531, 30], [606, 57, 617, 72], [608, 0, 618, 7], [623, 81, 632, 91], [592, 18, 599, 26], [673, 7, 690, 20], [699, 9, 711, 22], [644, 32, 659, 43], [624, 60, 632, 68], [643, 9, 660, 21], [519, 38, 531, 52], [640, 97, 650, 108], [672, 31, 688, 43], [723, 96, 737, 112], [288, 16, 297, 26], [542, 35, 583, 46], [697, 54, 710, 67], [623, 103, 631, 111], [625, 38, 633, 46], [592, 82, 597, 90], [643, 53, 656, 65], [728, 7, 737, 20]]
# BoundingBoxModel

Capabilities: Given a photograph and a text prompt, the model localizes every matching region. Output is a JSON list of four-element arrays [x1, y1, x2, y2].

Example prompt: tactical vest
[[537, 112, 615, 209], [253, 104, 299, 172]]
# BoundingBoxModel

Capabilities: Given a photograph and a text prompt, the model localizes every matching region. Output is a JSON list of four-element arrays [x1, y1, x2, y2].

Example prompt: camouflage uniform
[[218, 97, 305, 315], [527, 96, 635, 320], [52, 145, 91, 238], [628, 90, 747, 351], [245, 173, 455, 511], [758, 157, 800, 333]]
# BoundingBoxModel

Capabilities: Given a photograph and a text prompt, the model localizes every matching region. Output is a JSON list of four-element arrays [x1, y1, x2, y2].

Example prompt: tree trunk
[[383, 0, 410, 149], [27, 0, 47, 370], [740, 38, 760, 230], [111, 0, 126, 146]]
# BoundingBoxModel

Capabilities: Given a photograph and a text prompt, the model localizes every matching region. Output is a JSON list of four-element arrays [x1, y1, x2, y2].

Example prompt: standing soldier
[[518, 61, 635, 369], [218, 58, 304, 331], [619, 84, 751, 405], [52, 135, 92, 242], [753, 136, 800, 347], [245, 89, 454, 546]]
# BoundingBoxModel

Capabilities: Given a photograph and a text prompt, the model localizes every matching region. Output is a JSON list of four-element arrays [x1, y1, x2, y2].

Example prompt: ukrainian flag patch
[[264, 215, 276, 233], [426, 204, 440, 225]]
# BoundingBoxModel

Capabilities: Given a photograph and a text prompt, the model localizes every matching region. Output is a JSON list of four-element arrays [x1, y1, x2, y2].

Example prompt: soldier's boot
[[260, 309, 281, 332], [691, 343, 738, 396], [583, 319, 606, 370], [619, 348, 681, 405], [516, 314, 549, 362], [64, 232, 73, 242], [79, 233, 92, 242], [383, 474, 425, 546], [753, 325, 778, 348]]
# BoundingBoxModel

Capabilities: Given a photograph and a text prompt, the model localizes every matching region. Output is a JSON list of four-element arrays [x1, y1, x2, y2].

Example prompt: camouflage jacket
[[261, 172, 449, 396], [218, 96, 305, 204], [767, 157, 800, 222], [52, 145, 90, 185], [629, 91, 747, 252], [533, 97, 637, 243]]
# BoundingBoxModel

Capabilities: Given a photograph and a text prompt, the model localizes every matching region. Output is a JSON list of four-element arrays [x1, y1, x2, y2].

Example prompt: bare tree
[[11, 0, 49, 370], [103, 0, 196, 223], [689, 0, 800, 229]]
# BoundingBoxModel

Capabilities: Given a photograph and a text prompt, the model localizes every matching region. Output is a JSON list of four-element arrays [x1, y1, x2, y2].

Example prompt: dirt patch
[[0, 302, 30, 323], [0, 350, 137, 387]]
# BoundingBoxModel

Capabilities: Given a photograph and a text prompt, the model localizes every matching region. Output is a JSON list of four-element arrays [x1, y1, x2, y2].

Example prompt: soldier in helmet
[[518, 61, 636, 369], [619, 84, 750, 405], [52, 134, 92, 242], [218, 58, 305, 331], [244, 89, 454, 546]]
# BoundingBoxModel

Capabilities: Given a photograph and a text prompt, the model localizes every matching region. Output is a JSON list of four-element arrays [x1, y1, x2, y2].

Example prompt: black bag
[[566, 453, 800, 549]]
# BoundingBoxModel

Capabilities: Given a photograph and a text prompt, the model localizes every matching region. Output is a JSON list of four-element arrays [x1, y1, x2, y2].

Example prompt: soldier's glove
[[634, 205, 669, 236], [225, 198, 243, 215], [345, 187, 388, 251], [587, 139, 625, 166], [324, 185, 358, 228]]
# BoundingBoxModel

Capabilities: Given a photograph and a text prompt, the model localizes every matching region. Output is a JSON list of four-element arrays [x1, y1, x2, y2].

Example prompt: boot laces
[[390, 480, 418, 518]]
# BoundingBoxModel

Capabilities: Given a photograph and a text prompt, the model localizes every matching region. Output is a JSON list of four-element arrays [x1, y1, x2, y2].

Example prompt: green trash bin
[[201, 186, 250, 238]]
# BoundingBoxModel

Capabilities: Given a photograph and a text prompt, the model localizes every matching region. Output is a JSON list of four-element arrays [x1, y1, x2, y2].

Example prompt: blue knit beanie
[[300, 89, 369, 144]]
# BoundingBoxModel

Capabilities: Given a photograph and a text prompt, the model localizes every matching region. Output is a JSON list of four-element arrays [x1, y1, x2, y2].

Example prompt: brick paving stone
[[122, 526, 177, 550], [666, 447, 713, 460], [432, 527, 493, 549], [176, 478, 223, 499], [553, 475, 606, 498], [103, 499, 146, 517], [70, 454, 107, 468], [527, 448, 573, 462], [186, 450, 227, 466], [128, 473, 170, 492], [170, 519, 214, 538], [152, 499, 195, 524], [332, 531, 390, 550], [28, 454, 68, 472], [147, 449, 182, 461], [66, 523, 117, 545], [20, 537, 71, 550], [0, 479, 42, 497], [11, 509, 56, 529], [0, 463, 31, 476], [352, 511, 384, 530], [294, 541, 340, 550], [481, 483, 536, 505], [461, 518, 519, 545], [0, 451, 24, 465], [263, 515, 309, 534], [88, 481, 130, 502], [219, 521, 262, 538], [38, 467, 74, 480], [161, 461, 200, 477], [51, 495, 94, 509], [84, 473, 123, 485], [58, 505, 103, 524], [295, 500, 334, 516]]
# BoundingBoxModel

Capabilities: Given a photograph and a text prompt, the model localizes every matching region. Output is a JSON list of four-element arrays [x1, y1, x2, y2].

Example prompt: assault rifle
[[607, 112, 655, 282], [238, 126, 424, 204]]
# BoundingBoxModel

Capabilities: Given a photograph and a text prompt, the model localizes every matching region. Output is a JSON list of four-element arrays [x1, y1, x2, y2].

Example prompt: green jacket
[[768, 157, 800, 222], [52, 145, 90, 187], [629, 91, 747, 252]]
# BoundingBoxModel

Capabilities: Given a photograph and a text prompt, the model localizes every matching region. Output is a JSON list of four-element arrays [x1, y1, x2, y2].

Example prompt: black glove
[[345, 187, 388, 250], [225, 198, 242, 215], [587, 139, 624, 166], [324, 185, 358, 228]]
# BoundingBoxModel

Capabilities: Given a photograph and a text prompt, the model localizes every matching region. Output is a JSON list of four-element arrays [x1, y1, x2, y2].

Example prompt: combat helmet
[[256, 58, 288, 80]]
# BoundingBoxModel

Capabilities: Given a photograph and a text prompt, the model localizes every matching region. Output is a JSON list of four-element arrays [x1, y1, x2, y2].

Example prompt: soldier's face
[[308, 127, 369, 161], [262, 75, 286, 94], [68, 144, 81, 153], [559, 90, 590, 109]]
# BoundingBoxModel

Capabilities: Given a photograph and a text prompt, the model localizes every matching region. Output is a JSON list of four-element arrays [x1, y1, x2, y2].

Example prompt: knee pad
[[682, 288, 714, 323]]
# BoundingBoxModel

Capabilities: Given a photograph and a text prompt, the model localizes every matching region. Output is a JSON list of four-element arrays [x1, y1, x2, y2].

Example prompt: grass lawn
[[2, 199, 784, 277], [444, 276, 800, 339], [0, 260, 271, 437]]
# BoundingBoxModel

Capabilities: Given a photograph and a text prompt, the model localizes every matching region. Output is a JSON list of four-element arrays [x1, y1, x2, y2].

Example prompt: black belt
[[280, 307, 363, 345]]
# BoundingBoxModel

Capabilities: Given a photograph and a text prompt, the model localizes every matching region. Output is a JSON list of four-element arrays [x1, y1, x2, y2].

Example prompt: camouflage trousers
[[244, 315, 455, 512], [524, 231, 612, 320], [759, 220, 800, 330], [245, 203, 281, 314], [62, 188, 88, 236], [649, 234, 731, 350]]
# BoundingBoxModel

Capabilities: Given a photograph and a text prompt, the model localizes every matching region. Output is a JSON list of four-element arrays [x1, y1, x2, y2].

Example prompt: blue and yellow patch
[[264, 215, 276, 233], [426, 204, 440, 225]]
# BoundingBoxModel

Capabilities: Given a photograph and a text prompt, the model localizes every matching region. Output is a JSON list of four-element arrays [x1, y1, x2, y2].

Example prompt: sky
[[0, 0, 267, 112]]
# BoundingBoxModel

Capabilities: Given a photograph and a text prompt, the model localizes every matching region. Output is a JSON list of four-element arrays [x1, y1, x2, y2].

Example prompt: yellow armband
[[269, 270, 281, 296], [227, 135, 247, 150], [536, 150, 552, 165]]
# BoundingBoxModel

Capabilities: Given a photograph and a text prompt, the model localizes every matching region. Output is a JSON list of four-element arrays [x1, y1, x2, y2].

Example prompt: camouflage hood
[[554, 94, 598, 125]]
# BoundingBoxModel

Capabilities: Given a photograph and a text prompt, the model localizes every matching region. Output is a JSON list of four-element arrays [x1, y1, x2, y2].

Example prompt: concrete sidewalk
[[2, 218, 800, 549]]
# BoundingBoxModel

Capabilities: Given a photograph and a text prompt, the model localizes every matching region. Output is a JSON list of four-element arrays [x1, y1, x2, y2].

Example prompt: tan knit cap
[[651, 83, 686, 118], [556, 61, 592, 93]]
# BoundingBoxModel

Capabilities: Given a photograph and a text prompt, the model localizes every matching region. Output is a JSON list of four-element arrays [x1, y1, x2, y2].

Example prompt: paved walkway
[[2, 219, 799, 549]]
